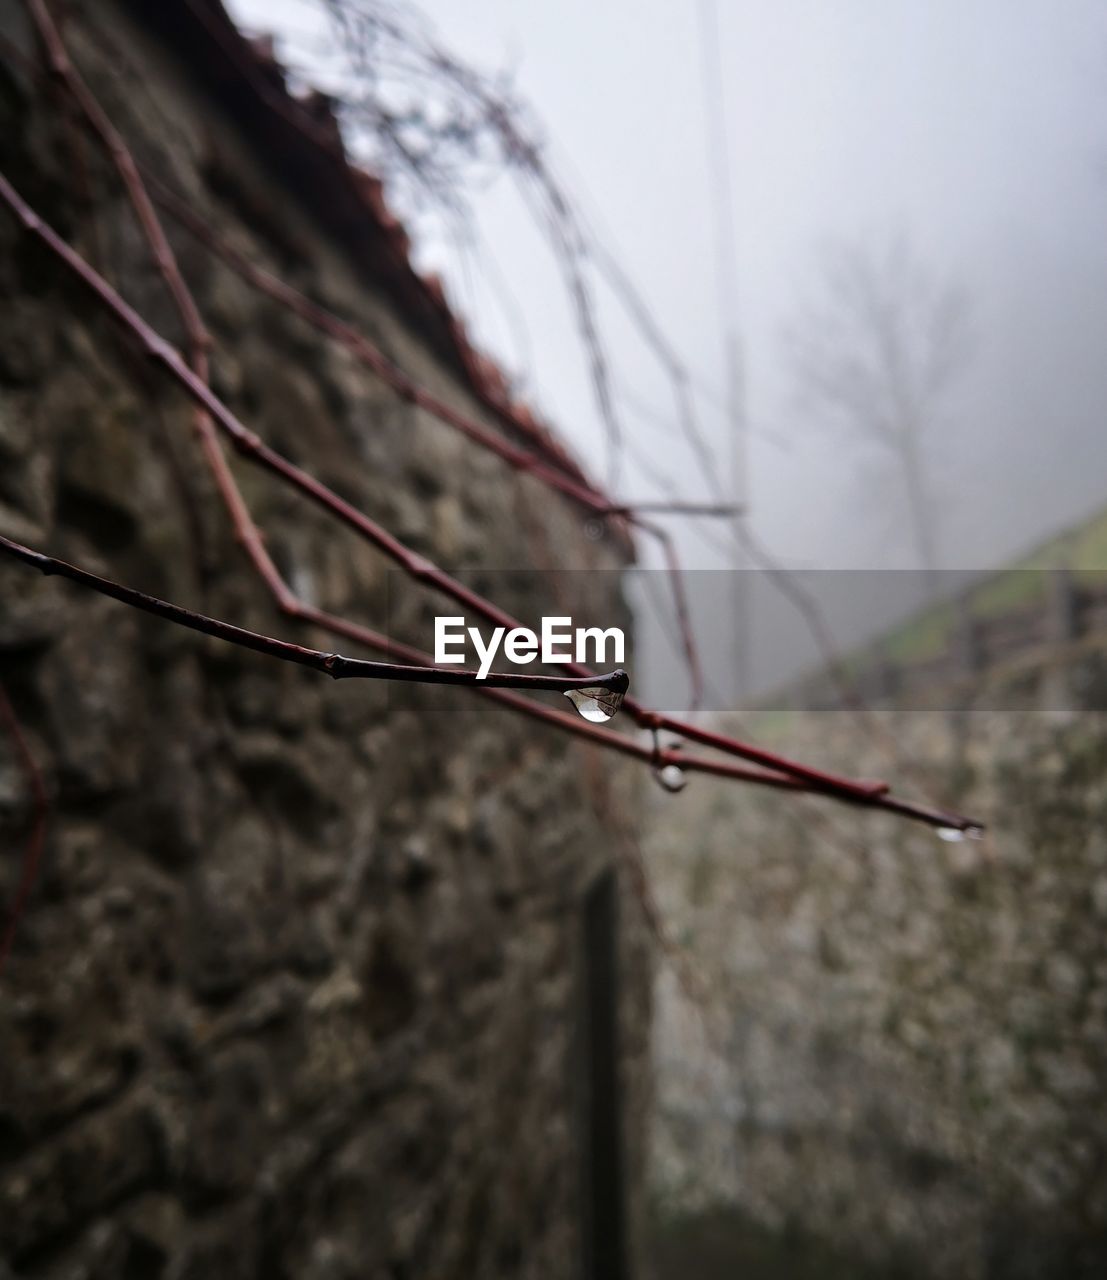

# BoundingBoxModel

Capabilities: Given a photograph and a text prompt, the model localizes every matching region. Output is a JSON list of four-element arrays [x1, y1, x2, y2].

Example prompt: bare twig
[[0, 538, 841, 803], [18, 1, 715, 709], [321, 0, 628, 490], [145, 175, 713, 702], [4, 15, 710, 783], [0, 533, 630, 699], [0, 170, 985, 830], [602, 501, 741, 519]]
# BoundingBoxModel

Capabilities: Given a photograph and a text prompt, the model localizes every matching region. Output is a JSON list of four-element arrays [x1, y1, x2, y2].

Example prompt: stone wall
[[648, 657, 1107, 1278], [0, 3, 651, 1275]]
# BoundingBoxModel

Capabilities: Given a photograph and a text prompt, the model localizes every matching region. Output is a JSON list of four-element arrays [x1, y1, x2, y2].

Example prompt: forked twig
[[145, 176, 711, 702], [24, 0, 713, 709]]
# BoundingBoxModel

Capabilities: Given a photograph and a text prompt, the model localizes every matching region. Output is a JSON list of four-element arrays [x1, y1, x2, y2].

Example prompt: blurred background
[[224, 3, 1107, 1274], [216, 5, 1105, 1274], [3, 0, 1107, 1275], [228, 0, 1107, 703]]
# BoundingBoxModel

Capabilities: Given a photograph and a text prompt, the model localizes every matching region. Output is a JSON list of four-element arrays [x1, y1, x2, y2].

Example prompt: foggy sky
[[227, 0, 1107, 694]]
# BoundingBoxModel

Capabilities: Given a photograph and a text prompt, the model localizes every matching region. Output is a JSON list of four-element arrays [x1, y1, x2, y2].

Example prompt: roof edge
[[118, 0, 622, 525]]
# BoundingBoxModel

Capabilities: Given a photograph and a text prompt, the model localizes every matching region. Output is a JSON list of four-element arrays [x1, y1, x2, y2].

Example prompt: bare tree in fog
[[785, 236, 971, 595]]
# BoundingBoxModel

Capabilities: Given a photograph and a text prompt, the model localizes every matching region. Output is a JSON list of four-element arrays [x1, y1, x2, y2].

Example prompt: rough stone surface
[[0, 4, 651, 1275], [648, 665, 1107, 1278]]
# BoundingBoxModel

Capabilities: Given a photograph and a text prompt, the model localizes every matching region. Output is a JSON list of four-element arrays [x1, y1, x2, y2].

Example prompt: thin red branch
[[0, 171, 984, 831], [24, 0, 241, 617], [7, 7, 981, 828], [147, 178, 711, 703], [14, 9, 716, 791], [0, 533, 801, 797], [150, 178, 612, 505], [0, 534, 628, 700], [0, 6, 782, 797], [25, 0, 209, 362], [0, 6, 983, 1017], [202, 595, 983, 828], [18, 4, 712, 707]]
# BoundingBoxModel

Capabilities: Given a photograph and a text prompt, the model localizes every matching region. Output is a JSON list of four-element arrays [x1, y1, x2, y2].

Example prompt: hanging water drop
[[562, 670, 628, 723], [936, 826, 965, 842], [564, 685, 623, 723], [653, 762, 688, 793], [936, 824, 984, 843]]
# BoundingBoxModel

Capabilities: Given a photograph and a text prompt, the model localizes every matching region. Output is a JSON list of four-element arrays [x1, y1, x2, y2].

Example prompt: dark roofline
[[119, 0, 606, 502]]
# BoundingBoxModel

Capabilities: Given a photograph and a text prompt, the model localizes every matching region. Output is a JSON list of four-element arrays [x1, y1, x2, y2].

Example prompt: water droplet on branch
[[652, 763, 688, 793], [936, 824, 984, 843], [563, 684, 624, 723]]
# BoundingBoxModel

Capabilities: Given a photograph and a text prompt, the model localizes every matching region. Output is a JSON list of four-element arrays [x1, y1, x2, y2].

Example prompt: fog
[[228, 0, 1107, 698]]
